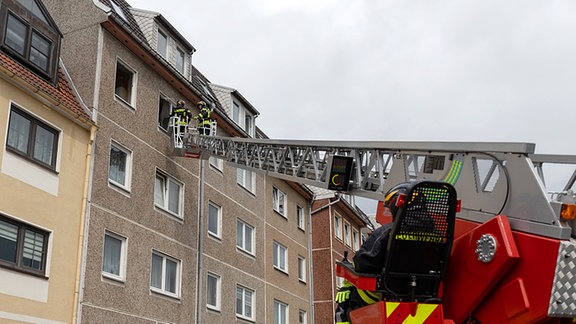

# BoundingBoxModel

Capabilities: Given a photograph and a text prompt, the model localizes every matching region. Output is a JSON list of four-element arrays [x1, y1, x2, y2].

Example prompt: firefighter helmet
[[383, 182, 409, 218], [197, 101, 207, 108], [176, 100, 185, 108]]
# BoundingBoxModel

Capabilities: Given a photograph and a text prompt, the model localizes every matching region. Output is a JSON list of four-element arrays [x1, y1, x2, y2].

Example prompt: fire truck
[[172, 117, 576, 323]]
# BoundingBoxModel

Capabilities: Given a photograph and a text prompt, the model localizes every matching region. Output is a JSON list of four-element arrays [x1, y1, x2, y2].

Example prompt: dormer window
[[0, 0, 61, 82], [109, 0, 127, 22]]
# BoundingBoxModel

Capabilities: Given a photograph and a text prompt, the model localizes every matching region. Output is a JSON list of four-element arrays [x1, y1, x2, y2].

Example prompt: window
[[344, 221, 351, 246], [296, 205, 305, 230], [272, 187, 286, 217], [299, 309, 307, 324], [7, 105, 59, 169], [108, 141, 132, 190], [353, 229, 360, 251], [114, 60, 136, 106], [109, 0, 128, 21], [208, 202, 221, 238], [273, 241, 287, 272], [237, 169, 255, 192], [157, 30, 167, 57], [0, 215, 48, 275], [236, 285, 254, 320], [175, 47, 185, 73], [334, 214, 342, 240], [102, 231, 126, 280], [232, 101, 254, 136], [298, 255, 306, 282], [2, 9, 56, 77], [150, 251, 180, 297], [209, 156, 223, 171], [274, 300, 288, 324], [154, 171, 183, 218], [207, 273, 221, 310], [236, 219, 254, 255], [158, 97, 172, 131]]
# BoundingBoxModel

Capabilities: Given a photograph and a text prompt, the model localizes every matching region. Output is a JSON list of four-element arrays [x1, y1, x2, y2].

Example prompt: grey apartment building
[[40, 0, 314, 323]]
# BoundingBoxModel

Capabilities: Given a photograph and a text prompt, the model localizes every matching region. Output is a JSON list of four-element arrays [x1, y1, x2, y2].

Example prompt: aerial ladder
[[171, 118, 576, 323]]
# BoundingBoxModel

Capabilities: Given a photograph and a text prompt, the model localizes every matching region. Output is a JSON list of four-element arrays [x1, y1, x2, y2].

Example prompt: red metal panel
[[442, 215, 520, 323], [473, 231, 560, 323], [335, 263, 378, 291]]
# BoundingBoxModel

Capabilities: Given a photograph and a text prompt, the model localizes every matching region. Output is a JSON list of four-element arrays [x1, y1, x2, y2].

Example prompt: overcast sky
[[131, 0, 576, 213]]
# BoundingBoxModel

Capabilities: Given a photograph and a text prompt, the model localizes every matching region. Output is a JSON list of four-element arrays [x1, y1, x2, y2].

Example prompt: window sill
[[154, 206, 184, 223], [273, 209, 287, 219], [273, 266, 289, 276], [236, 315, 255, 323], [102, 273, 125, 285], [114, 95, 136, 111], [0, 262, 48, 279], [236, 247, 256, 259], [150, 288, 181, 302], [108, 181, 131, 197]]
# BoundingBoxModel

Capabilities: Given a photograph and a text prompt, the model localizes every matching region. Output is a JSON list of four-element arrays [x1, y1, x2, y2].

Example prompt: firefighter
[[194, 101, 212, 135], [334, 183, 408, 324], [171, 100, 191, 135]]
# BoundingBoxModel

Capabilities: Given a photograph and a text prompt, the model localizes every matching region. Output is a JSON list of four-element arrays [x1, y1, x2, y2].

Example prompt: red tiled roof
[[0, 51, 92, 123]]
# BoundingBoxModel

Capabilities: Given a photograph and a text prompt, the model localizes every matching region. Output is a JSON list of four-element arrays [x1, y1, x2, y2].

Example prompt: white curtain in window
[[165, 258, 177, 293], [33, 126, 54, 165], [7, 112, 30, 153], [168, 180, 180, 214], [154, 175, 165, 207], [151, 253, 163, 289], [109, 146, 127, 185], [103, 234, 121, 275]]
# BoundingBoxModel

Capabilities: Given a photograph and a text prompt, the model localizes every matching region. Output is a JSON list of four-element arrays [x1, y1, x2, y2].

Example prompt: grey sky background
[[132, 0, 576, 213]]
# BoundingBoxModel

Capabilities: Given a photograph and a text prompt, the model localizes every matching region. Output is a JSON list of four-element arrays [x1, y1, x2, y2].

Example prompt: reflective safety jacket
[[194, 107, 211, 128], [171, 106, 191, 125]]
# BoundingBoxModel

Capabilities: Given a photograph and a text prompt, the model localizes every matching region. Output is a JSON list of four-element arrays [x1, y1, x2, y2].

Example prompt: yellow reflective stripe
[[385, 302, 439, 323], [444, 160, 463, 185], [357, 289, 380, 304], [395, 233, 443, 242]]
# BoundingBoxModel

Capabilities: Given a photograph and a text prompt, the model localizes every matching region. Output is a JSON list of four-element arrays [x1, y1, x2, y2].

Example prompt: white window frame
[[150, 250, 181, 298], [206, 272, 221, 311], [102, 231, 127, 281], [237, 168, 255, 193], [175, 46, 185, 73], [273, 241, 288, 273], [232, 101, 254, 137], [296, 205, 305, 230], [298, 255, 306, 283], [108, 141, 132, 191], [344, 221, 351, 246], [158, 95, 173, 132], [207, 202, 221, 239], [157, 29, 167, 58], [353, 229, 360, 251], [114, 59, 137, 107], [272, 186, 286, 217], [236, 284, 255, 320], [154, 170, 184, 218], [334, 214, 342, 240], [299, 309, 307, 324], [236, 219, 255, 255], [209, 156, 223, 171], [274, 300, 288, 324]]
